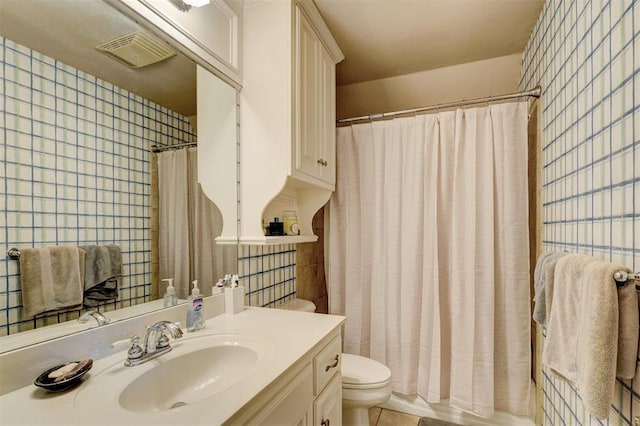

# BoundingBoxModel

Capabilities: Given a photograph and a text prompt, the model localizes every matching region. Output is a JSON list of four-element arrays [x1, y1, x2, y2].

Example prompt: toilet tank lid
[[277, 298, 316, 312], [341, 353, 391, 386]]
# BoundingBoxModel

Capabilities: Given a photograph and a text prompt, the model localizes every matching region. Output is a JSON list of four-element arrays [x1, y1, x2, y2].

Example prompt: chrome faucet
[[78, 310, 111, 326], [124, 321, 183, 367]]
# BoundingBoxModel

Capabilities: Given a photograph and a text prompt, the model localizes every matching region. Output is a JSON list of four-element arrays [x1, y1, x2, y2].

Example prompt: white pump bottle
[[162, 278, 178, 307]]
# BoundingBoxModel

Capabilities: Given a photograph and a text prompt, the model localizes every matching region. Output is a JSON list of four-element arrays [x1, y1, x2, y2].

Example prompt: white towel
[[19, 247, 85, 318], [543, 257, 563, 327], [532, 251, 566, 327], [543, 254, 635, 419]]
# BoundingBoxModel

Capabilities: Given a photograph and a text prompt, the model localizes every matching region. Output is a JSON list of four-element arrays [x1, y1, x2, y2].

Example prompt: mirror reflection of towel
[[79, 245, 122, 307], [19, 247, 85, 318]]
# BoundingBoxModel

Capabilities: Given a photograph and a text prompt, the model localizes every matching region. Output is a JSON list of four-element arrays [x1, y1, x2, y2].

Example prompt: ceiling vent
[[96, 31, 176, 68]]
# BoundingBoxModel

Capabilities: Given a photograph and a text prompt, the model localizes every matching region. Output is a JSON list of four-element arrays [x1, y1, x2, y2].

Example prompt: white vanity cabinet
[[228, 333, 343, 426], [0, 305, 346, 426], [240, 0, 344, 245]]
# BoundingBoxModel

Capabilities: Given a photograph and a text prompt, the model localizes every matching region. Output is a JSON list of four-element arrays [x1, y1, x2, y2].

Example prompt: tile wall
[[238, 244, 297, 308], [0, 37, 195, 335], [520, 0, 639, 424], [0, 35, 298, 337]]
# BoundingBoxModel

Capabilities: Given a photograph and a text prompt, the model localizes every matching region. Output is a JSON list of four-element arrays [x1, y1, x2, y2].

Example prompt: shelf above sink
[[239, 235, 319, 245], [216, 234, 319, 245]]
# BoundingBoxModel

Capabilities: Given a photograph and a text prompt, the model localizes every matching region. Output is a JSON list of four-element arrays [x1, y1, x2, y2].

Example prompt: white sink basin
[[74, 333, 270, 416], [119, 344, 258, 412]]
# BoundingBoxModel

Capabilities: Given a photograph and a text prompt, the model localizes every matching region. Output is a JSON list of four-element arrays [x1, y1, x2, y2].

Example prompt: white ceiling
[[0, 0, 545, 114], [314, 0, 546, 86], [0, 0, 197, 116]]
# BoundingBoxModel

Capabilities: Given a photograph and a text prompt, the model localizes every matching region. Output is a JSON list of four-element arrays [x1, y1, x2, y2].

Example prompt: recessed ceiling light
[[184, 0, 210, 6], [168, 0, 210, 12]]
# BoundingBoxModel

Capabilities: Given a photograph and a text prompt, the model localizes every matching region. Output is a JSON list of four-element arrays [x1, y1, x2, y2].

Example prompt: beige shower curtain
[[328, 101, 531, 417], [157, 147, 233, 299]]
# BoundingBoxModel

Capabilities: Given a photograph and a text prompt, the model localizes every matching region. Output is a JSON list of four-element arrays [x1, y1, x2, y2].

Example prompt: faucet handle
[[157, 333, 170, 349], [127, 335, 144, 360], [156, 321, 183, 349]]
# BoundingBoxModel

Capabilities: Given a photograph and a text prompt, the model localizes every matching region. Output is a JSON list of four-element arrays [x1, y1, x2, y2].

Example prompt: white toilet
[[277, 298, 392, 425]]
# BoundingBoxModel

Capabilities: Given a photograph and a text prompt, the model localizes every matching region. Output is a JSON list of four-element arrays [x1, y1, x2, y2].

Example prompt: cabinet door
[[293, 404, 313, 426], [258, 364, 314, 425], [314, 373, 342, 426], [318, 45, 336, 185], [295, 8, 321, 180]]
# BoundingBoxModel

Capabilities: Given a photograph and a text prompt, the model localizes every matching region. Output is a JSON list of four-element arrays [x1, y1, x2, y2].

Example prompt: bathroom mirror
[[0, 0, 238, 352]]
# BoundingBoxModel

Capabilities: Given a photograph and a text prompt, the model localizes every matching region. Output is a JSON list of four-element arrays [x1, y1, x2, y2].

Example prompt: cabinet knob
[[321, 419, 330, 426], [325, 354, 339, 372], [317, 159, 328, 167]]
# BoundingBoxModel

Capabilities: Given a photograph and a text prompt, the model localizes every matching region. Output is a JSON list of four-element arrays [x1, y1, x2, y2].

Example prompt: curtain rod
[[151, 142, 197, 153], [336, 85, 542, 125]]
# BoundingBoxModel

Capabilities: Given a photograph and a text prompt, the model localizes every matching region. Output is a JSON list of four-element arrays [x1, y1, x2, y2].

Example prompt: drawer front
[[314, 373, 342, 426], [314, 335, 341, 395]]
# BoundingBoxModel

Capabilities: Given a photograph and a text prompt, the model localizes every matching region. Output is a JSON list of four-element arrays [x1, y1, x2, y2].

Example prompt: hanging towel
[[543, 254, 635, 419], [532, 251, 566, 327], [19, 247, 85, 318], [615, 273, 639, 379], [80, 245, 122, 307], [543, 256, 565, 327]]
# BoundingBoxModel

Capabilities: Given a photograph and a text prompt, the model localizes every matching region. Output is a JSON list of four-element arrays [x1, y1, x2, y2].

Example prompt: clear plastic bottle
[[186, 280, 205, 331], [162, 278, 178, 307]]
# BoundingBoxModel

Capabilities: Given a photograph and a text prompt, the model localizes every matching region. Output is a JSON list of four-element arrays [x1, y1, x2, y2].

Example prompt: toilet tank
[[277, 298, 316, 312]]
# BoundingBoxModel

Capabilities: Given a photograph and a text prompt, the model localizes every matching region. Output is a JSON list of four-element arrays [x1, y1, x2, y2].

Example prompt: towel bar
[[613, 270, 640, 282], [6, 248, 20, 259], [613, 270, 640, 293]]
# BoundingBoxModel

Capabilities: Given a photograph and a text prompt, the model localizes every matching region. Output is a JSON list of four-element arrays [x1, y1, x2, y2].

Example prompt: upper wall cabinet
[[110, 0, 243, 86], [295, 7, 337, 187], [240, 0, 344, 245]]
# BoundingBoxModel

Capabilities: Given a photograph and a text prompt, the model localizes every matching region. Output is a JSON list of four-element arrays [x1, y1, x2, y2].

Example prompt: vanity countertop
[[0, 307, 345, 425]]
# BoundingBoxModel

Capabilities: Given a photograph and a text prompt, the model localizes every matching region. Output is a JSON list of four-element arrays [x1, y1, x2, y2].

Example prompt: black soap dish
[[34, 358, 93, 392]]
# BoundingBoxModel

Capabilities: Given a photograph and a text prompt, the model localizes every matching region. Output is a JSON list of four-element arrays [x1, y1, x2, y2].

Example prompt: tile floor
[[369, 407, 421, 426]]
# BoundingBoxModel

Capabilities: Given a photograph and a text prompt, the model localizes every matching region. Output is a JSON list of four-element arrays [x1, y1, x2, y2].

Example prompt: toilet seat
[[341, 353, 392, 390]]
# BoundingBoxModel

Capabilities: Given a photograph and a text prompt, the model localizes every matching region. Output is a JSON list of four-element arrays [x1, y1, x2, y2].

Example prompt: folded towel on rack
[[19, 247, 85, 318], [543, 254, 636, 419], [80, 245, 122, 307], [533, 251, 566, 327], [615, 269, 638, 379]]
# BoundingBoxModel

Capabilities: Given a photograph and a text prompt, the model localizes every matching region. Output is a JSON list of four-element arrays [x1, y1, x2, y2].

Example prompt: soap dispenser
[[186, 280, 205, 332], [162, 278, 178, 308], [225, 274, 245, 314]]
